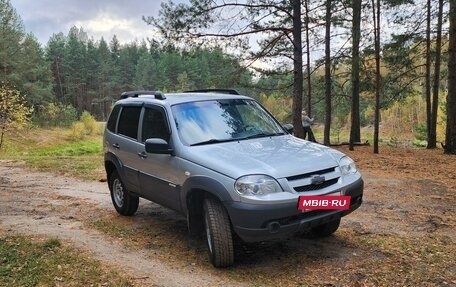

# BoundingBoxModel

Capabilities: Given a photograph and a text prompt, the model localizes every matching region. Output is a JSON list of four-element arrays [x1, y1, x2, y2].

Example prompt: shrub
[[80, 111, 98, 135], [33, 103, 78, 127], [69, 111, 101, 140], [414, 124, 427, 141], [70, 122, 86, 140], [0, 84, 34, 149]]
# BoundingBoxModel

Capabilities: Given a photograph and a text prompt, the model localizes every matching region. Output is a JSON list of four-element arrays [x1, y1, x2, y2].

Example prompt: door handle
[[112, 143, 120, 149], [138, 152, 148, 159]]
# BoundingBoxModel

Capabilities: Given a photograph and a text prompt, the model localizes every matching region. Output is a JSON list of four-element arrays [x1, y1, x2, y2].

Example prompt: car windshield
[[172, 99, 285, 146]]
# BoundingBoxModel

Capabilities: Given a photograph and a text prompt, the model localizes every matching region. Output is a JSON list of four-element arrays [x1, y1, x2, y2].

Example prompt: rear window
[[117, 106, 141, 139], [106, 105, 121, 132]]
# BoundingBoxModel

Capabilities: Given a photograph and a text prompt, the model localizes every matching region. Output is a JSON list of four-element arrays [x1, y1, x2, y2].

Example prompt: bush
[[414, 124, 427, 141], [69, 111, 100, 140], [70, 122, 86, 140], [33, 103, 78, 127], [80, 111, 98, 135], [0, 85, 34, 149]]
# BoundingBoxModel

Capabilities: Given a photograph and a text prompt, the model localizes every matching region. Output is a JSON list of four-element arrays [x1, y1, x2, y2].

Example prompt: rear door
[[113, 105, 143, 193]]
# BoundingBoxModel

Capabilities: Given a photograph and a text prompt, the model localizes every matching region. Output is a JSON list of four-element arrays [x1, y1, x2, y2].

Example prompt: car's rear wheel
[[109, 171, 139, 216], [203, 197, 234, 267], [311, 218, 341, 237]]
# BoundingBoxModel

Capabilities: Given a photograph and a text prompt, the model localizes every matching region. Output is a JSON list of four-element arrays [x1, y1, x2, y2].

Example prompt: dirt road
[[0, 161, 248, 287], [0, 146, 455, 286]]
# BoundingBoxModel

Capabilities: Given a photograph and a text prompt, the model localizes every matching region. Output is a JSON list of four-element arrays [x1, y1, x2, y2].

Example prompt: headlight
[[339, 156, 357, 175], [235, 175, 282, 196]]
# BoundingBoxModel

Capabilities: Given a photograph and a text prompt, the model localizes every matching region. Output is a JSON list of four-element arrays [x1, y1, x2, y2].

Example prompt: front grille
[[294, 178, 339, 192], [286, 167, 336, 181]]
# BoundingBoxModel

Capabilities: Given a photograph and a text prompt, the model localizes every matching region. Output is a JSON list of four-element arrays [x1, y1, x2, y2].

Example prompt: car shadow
[[126, 200, 368, 269]]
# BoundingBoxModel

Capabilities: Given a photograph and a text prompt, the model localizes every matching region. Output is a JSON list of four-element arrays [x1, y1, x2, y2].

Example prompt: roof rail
[[120, 90, 166, 100], [183, 89, 240, 95]]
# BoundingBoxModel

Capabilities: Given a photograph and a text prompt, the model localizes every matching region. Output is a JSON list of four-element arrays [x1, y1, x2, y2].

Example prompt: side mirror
[[145, 138, 174, 155], [283, 124, 293, 134]]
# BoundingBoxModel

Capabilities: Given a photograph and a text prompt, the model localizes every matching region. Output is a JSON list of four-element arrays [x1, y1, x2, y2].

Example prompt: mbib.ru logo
[[298, 196, 351, 210]]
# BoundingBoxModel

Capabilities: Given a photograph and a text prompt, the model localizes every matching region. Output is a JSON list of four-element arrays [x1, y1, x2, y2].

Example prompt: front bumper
[[225, 177, 363, 242]]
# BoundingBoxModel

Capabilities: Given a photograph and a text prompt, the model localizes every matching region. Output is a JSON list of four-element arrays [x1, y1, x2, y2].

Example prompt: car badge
[[311, 175, 325, 185]]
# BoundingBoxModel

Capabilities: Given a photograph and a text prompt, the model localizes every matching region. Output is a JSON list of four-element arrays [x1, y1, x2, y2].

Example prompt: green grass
[[0, 127, 105, 180], [28, 140, 102, 157], [0, 234, 133, 287], [23, 139, 104, 180], [89, 218, 136, 239]]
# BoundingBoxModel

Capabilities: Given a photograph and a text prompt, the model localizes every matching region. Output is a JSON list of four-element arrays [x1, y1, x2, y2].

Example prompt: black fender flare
[[104, 152, 126, 183], [180, 175, 231, 213], [180, 175, 233, 236]]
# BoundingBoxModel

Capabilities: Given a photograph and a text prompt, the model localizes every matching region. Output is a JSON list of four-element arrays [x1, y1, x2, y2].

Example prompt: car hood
[[182, 135, 342, 179]]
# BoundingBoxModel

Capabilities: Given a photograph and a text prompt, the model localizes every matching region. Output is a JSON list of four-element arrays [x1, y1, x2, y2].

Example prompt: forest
[[0, 0, 455, 153]]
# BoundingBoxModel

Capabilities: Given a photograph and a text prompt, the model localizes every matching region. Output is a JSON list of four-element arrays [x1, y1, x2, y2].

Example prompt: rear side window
[[106, 105, 121, 132], [117, 106, 141, 139]]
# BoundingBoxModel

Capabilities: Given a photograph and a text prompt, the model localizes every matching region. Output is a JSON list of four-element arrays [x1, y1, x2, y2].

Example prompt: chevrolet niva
[[103, 89, 363, 267]]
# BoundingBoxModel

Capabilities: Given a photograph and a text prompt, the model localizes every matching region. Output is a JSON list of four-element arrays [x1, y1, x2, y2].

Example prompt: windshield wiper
[[241, 131, 285, 140], [190, 138, 237, 146]]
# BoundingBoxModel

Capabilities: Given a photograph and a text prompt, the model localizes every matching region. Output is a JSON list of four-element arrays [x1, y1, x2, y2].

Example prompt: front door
[[136, 106, 182, 211]]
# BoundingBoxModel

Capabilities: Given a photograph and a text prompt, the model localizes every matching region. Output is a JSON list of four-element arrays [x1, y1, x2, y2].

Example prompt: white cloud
[[9, 0, 164, 45], [72, 12, 160, 43], [75, 13, 131, 33]]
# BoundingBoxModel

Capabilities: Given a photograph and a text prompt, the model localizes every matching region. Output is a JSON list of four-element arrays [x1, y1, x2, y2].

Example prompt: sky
[[10, 0, 167, 45]]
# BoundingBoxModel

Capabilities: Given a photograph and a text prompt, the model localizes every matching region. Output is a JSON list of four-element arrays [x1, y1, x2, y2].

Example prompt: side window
[[117, 106, 141, 139], [142, 107, 169, 142], [106, 105, 121, 132]]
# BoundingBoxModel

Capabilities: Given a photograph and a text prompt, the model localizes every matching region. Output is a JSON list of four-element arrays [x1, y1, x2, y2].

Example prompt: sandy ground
[[0, 146, 455, 286], [0, 161, 247, 287]]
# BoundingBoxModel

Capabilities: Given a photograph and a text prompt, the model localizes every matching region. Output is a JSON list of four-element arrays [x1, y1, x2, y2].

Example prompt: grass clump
[[0, 127, 105, 180], [0, 234, 133, 287], [70, 111, 101, 140], [71, 121, 86, 140]]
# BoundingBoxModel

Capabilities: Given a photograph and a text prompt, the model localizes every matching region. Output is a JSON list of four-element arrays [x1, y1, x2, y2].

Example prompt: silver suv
[[104, 89, 363, 267]]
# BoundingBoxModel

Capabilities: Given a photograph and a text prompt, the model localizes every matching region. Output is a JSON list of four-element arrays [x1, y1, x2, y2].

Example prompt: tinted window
[[106, 105, 121, 132], [117, 106, 141, 139], [141, 108, 169, 142]]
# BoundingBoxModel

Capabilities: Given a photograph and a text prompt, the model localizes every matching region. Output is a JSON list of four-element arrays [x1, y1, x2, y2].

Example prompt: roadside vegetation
[[0, 113, 104, 181], [0, 233, 133, 287]]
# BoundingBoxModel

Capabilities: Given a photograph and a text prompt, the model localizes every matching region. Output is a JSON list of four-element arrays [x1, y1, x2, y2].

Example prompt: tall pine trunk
[[445, 0, 456, 154], [304, 0, 312, 116], [373, 0, 381, 154], [350, 0, 361, 150], [324, 0, 332, 146], [291, 0, 304, 139], [425, 0, 432, 147], [428, 0, 444, 148]]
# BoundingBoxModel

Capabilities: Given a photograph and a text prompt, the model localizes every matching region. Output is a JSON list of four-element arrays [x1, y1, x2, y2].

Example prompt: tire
[[203, 197, 234, 268], [109, 170, 139, 216], [311, 218, 341, 237]]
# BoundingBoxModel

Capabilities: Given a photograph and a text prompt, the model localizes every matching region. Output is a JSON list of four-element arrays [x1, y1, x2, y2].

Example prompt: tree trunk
[[425, 0, 432, 147], [291, 0, 304, 139], [304, 0, 312, 116], [373, 0, 381, 154], [324, 0, 332, 146], [428, 0, 444, 148], [350, 0, 361, 150], [445, 0, 456, 154]]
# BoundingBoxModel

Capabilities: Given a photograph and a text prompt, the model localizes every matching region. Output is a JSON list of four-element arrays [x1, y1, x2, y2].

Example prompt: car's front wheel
[[203, 197, 234, 267], [311, 218, 341, 237], [109, 170, 139, 216]]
